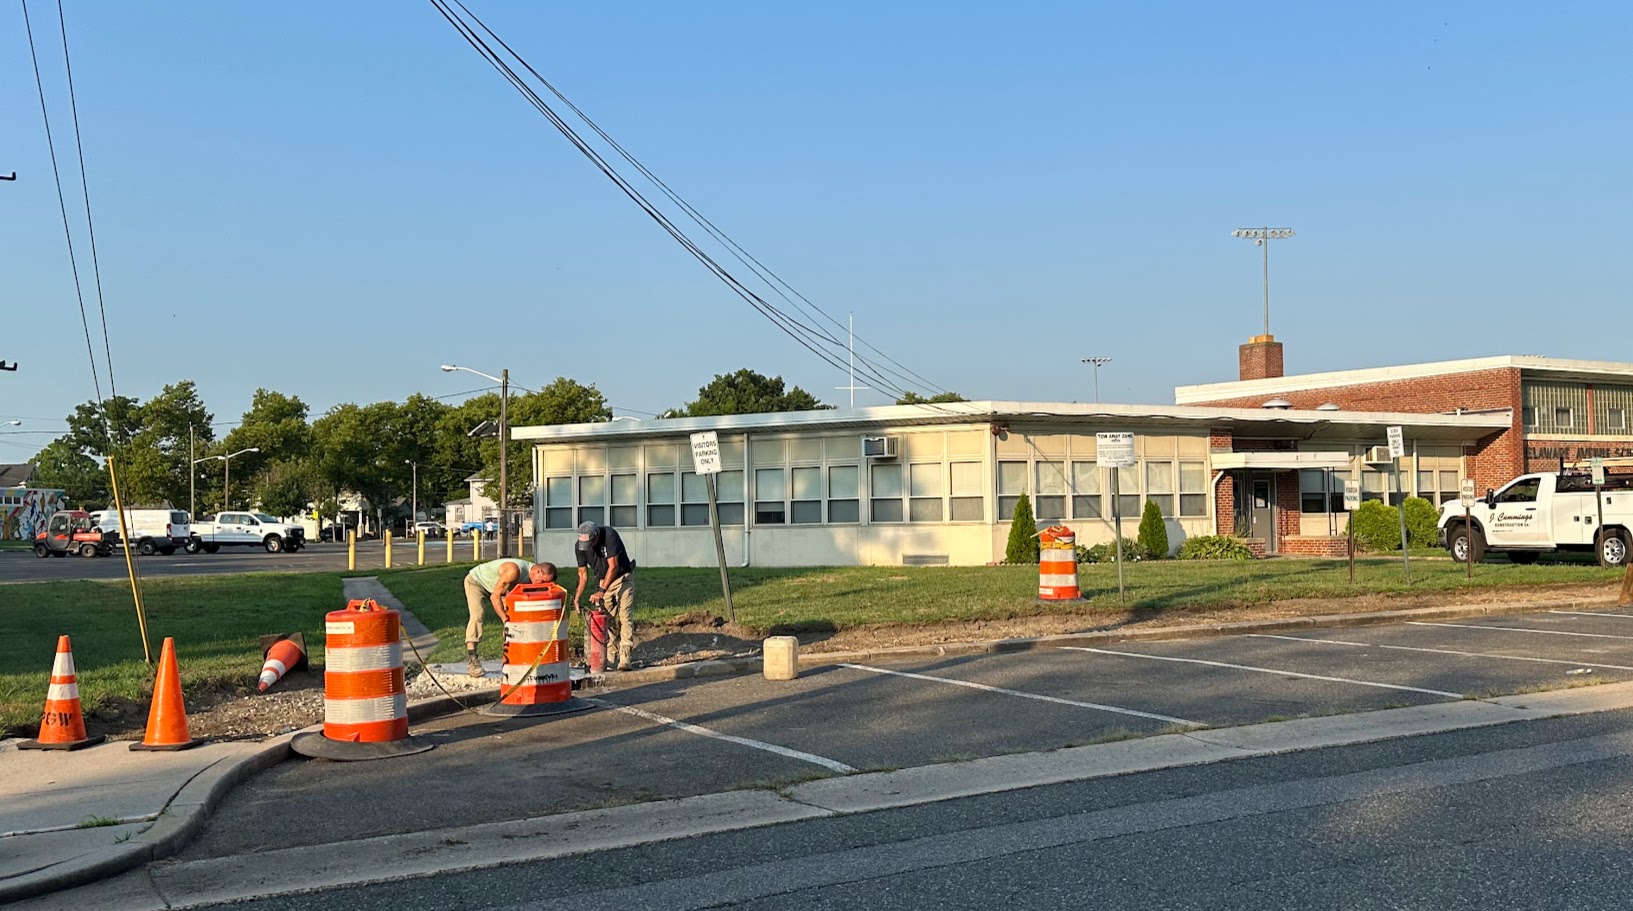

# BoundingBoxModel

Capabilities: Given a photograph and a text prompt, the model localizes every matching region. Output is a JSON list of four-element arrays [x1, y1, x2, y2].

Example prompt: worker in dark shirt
[[574, 521, 637, 670]]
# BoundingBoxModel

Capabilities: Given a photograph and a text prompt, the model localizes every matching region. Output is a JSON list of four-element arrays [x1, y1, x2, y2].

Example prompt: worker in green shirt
[[463, 557, 547, 678]]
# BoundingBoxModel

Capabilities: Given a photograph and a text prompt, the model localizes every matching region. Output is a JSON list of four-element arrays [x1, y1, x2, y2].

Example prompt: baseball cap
[[576, 520, 599, 548]]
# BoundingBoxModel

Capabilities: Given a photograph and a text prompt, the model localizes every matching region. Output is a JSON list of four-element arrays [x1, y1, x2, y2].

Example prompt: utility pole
[[1231, 227, 1295, 336], [405, 460, 419, 526], [1080, 357, 1112, 403], [499, 368, 509, 558], [2, 170, 13, 372], [835, 312, 869, 408], [189, 424, 195, 518]]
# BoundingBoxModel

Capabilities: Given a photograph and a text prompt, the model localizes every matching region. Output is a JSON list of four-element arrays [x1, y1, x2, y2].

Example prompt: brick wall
[[1281, 535, 1350, 557], [1239, 337, 1284, 381], [1214, 472, 1235, 536], [1275, 470, 1302, 540]]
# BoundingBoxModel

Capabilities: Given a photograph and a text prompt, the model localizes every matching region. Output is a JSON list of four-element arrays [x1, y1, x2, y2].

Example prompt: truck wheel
[[264, 535, 284, 553], [185, 539, 202, 554], [1448, 525, 1485, 564], [137, 539, 156, 556], [1507, 551, 1540, 565], [203, 543, 220, 554], [1598, 530, 1629, 568], [34, 542, 50, 558], [159, 546, 176, 556], [80, 543, 99, 558]]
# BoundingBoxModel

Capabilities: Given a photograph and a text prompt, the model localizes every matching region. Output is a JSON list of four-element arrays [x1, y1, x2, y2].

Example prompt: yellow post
[[417, 530, 426, 566], [347, 529, 357, 571], [472, 529, 481, 562], [384, 530, 393, 569], [446, 527, 454, 563]]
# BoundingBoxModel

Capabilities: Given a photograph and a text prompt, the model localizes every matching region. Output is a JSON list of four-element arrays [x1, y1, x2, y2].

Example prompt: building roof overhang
[[1174, 355, 1633, 404]]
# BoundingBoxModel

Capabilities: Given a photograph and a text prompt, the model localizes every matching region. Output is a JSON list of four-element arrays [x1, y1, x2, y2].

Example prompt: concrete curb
[[585, 594, 1621, 688]]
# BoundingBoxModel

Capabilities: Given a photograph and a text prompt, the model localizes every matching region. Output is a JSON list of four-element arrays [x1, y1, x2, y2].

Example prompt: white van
[[90, 509, 191, 556]]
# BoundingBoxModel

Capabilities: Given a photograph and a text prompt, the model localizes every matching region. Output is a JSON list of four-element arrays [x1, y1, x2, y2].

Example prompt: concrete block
[[763, 636, 800, 681]]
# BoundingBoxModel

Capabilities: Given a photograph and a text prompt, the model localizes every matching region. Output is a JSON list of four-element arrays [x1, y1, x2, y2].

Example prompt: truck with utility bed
[[187, 511, 307, 553], [1439, 469, 1632, 567]]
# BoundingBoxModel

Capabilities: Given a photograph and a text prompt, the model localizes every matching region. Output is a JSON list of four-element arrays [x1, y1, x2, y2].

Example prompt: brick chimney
[[1239, 334, 1284, 381]]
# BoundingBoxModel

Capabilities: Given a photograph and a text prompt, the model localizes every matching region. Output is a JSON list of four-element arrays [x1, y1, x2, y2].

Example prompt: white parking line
[[839, 663, 1197, 726], [1249, 634, 1633, 672], [1550, 610, 1633, 621], [589, 699, 857, 774], [1059, 647, 1464, 699], [1408, 621, 1633, 641]]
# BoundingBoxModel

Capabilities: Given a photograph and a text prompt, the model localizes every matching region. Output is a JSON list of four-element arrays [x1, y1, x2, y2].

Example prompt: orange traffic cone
[[258, 635, 307, 692], [18, 635, 105, 751], [131, 637, 204, 751]]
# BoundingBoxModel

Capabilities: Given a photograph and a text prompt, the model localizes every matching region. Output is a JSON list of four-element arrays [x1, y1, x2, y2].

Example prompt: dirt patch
[[72, 581, 1622, 742]]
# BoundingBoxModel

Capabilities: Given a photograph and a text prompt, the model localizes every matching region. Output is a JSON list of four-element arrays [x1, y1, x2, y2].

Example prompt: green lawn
[[0, 573, 342, 739]]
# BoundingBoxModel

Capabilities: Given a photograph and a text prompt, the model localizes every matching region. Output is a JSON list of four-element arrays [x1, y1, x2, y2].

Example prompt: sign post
[[690, 431, 735, 622], [1097, 432, 1137, 602], [1387, 426, 1411, 582], [1459, 479, 1477, 581], [1592, 457, 1607, 558], [1343, 479, 1361, 583]]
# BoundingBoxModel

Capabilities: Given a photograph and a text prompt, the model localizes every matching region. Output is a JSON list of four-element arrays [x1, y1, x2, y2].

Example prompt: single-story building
[[516, 401, 1509, 565]]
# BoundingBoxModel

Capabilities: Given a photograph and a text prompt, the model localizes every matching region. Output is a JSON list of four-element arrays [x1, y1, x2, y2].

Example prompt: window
[[1523, 406, 1537, 428], [871, 463, 903, 522], [544, 478, 574, 529], [578, 476, 606, 526], [1497, 479, 1541, 503], [755, 468, 786, 525], [1416, 470, 1459, 506], [1361, 471, 1387, 504], [1609, 408, 1628, 432], [949, 461, 982, 521], [828, 465, 860, 524], [1115, 465, 1140, 518], [647, 473, 676, 527], [718, 470, 745, 525], [1180, 461, 1207, 517], [681, 471, 741, 526], [791, 466, 821, 524], [610, 474, 637, 528], [1145, 461, 1175, 517], [1555, 407, 1573, 429], [1300, 470, 1344, 513], [909, 462, 943, 522], [997, 461, 1027, 519], [1035, 462, 1066, 522], [1071, 461, 1102, 519]]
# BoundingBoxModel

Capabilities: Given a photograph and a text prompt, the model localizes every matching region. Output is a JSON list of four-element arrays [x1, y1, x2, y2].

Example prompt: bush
[[1349, 500, 1401, 552], [1402, 497, 1440, 548], [1082, 537, 1149, 564], [1005, 493, 1039, 564], [1137, 499, 1169, 558], [1177, 535, 1256, 561]]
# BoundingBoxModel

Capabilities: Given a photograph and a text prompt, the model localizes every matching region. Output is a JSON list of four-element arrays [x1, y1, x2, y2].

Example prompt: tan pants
[[464, 573, 491, 647], [603, 575, 636, 668]]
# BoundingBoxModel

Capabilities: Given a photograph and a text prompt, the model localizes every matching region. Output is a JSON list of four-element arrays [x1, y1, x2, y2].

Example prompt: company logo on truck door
[[1491, 513, 1537, 529]]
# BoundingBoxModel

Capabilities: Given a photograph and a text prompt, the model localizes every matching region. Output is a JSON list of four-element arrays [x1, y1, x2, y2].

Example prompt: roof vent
[[1261, 398, 1293, 410], [1316, 402, 1340, 412]]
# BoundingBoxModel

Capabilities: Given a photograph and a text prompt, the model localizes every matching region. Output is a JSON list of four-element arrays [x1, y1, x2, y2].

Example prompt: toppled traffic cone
[[131, 637, 204, 751], [18, 635, 105, 751], [258, 633, 308, 692]]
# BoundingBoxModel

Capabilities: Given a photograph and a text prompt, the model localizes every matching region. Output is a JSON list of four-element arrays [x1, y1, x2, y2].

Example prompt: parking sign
[[1460, 479, 1476, 508], [1343, 480, 1361, 511]]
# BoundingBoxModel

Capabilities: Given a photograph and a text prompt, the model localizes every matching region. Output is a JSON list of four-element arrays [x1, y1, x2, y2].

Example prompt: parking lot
[[0, 539, 518, 584], [184, 604, 1633, 858]]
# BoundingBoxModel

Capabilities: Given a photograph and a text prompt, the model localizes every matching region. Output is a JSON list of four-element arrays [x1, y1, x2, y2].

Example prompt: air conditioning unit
[[1364, 445, 1394, 464], [862, 435, 899, 459]]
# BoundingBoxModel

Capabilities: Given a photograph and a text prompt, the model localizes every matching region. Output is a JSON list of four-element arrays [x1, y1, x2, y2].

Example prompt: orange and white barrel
[[1038, 526, 1080, 600], [500, 584, 572, 706], [320, 599, 408, 743]]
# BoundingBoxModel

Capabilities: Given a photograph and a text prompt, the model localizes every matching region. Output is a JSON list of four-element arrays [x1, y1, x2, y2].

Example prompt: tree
[[895, 391, 969, 405], [29, 439, 107, 506], [484, 378, 611, 509], [1005, 493, 1039, 564], [221, 389, 311, 488], [682, 369, 830, 417], [254, 459, 321, 518], [1137, 499, 1169, 558]]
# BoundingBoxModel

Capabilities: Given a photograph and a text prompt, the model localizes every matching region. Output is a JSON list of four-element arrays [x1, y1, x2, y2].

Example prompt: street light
[[1231, 227, 1295, 337], [1079, 357, 1112, 404], [441, 364, 511, 557], [200, 447, 260, 512]]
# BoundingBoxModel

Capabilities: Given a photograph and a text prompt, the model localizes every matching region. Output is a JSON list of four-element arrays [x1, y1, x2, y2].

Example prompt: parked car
[[412, 521, 445, 538], [87, 508, 189, 556], [188, 512, 307, 554]]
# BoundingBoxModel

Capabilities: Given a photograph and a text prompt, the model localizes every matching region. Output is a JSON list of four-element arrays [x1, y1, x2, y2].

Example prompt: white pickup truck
[[1438, 470, 1632, 567], [187, 511, 307, 554]]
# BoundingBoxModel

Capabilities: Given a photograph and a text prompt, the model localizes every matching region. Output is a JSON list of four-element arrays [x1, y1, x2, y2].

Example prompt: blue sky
[[2, 1, 1629, 458]]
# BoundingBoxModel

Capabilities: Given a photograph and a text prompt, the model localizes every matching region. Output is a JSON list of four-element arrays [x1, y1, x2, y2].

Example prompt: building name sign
[[1527, 444, 1633, 462]]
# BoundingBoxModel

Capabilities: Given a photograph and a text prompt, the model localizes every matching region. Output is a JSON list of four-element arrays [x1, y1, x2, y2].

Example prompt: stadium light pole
[[442, 364, 510, 557], [1231, 227, 1295, 336], [1079, 357, 1112, 403]]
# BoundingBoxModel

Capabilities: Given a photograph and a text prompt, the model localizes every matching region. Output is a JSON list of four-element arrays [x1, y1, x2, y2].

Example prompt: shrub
[[1177, 535, 1256, 561], [1005, 493, 1039, 564], [1349, 500, 1401, 552], [1402, 497, 1440, 548], [1137, 499, 1169, 558], [1083, 537, 1148, 564]]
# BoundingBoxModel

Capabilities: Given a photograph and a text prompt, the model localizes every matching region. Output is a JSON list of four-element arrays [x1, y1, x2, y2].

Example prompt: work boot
[[466, 652, 485, 679]]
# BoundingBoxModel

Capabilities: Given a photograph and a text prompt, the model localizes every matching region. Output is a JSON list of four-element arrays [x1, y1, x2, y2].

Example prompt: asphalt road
[[180, 605, 1633, 858], [0, 539, 522, 583], [97, 707, 1633, 910]]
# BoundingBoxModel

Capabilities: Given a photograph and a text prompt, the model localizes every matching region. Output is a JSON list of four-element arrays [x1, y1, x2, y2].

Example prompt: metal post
[[418, 530, 426, 566], [1394, 459, 1411, 582], [223, 456, 231, 512], [1596, 480, 1606, 563], [706, 474, 736, 622], [384, 531, 392, 569], [347, 530, 356, 571], [446, 527, 454, 563], [1464, 504, 1472, 581], [410, 461, 418, 527], [1348, 509, 1356, 583], [1261, 224, 1270, 337], [498, 368, 509, 559], [1112, 470, 1125, 602], [472, 529, 480, 562], [188, 424, 195, 518]]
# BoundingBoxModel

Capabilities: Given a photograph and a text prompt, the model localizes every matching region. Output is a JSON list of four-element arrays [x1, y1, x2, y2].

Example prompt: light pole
[[1231, 227, 1295, 337], [442, 364, 510, 557], [204, 447, 260, 512], [1079, 357, 1112, 403], [405, 460, 419, 526]]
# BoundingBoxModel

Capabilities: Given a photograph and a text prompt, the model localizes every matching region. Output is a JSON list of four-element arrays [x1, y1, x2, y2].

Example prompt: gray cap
[[576, 520, 599, 544]]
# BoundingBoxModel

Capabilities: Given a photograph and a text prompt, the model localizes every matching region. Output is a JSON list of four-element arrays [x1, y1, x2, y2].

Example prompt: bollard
[[290, 598, 433, 760], [763, 636, 800, 681], [417, 530, 426, 566], [347, 530, 356, 571], [446, 527, 454, 563], [384, 531, 393, 569], [472, 530, 480, 561]]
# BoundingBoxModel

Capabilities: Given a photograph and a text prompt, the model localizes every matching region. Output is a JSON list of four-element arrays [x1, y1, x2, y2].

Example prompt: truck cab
[[1439, 471, 1632, 566]]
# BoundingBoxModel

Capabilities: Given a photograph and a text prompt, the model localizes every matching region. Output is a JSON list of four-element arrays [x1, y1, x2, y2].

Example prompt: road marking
[[589, 699, 856, 773], [838, 663, 1196, 726], [1550, 610, 1633, 621], [1409, 621, 1633, 641], [1059, 647, 1464, 698], [1249, 634, 1633, 672]]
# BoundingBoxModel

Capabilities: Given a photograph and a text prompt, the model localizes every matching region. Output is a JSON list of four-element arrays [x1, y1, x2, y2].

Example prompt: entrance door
[[1248, 473, 1277, 552]]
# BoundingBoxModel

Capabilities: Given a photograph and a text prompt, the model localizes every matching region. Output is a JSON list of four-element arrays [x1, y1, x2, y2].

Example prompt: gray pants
[[603, 575, 636, 668], [463, 573, 491, 647]]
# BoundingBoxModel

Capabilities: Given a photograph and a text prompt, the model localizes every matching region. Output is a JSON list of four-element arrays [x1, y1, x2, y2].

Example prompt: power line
[[56, 0, 117, 401]]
